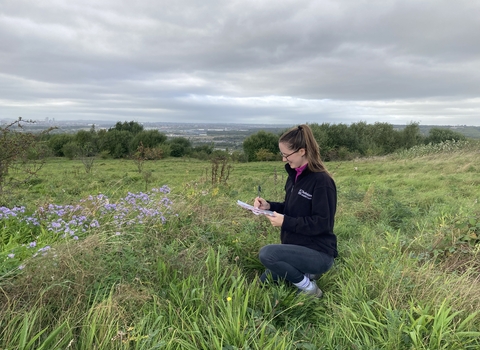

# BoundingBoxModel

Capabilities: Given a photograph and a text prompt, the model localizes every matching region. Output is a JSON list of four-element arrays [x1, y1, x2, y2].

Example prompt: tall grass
[[1, 145, 480, 349]]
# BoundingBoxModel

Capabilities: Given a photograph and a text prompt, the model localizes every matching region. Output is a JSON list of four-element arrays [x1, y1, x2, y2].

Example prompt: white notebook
[[237, 200, 275, 216]]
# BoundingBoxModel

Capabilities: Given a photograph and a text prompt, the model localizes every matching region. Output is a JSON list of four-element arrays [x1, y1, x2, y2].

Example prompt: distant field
[[1, 143, 480, 349], [399, 124, 480, 139], [453, 126, 480, 138]]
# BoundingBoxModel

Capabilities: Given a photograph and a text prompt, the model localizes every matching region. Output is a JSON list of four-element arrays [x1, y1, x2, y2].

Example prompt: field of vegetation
[[1, 141, 480, 349]]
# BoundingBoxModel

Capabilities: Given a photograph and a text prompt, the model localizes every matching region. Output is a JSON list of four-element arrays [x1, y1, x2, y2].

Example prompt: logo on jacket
[[298, 189, 312, 200]]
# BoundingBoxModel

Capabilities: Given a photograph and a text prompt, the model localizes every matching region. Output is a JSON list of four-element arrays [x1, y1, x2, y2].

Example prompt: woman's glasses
[[280, 149, 300, 159]]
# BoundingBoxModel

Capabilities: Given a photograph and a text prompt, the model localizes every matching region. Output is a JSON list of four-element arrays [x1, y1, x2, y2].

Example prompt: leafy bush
[[48, 134, 75, 157], [243, 130, 279, 161], [100, 130, 134, 158], [255, 148, 277, 161], [130, 130, 167, 150], [61, 141, 80, 160], [425, 128, 466, 144], [169, 137, 192, 157]]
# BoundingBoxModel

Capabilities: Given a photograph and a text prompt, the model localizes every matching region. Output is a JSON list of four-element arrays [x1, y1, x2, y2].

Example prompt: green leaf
[[37, 321, 68, 350], [24, 327, 48, 350]]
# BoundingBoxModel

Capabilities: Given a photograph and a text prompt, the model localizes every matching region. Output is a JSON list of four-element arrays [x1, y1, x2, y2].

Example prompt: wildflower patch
[[0, 186, 174, 274]]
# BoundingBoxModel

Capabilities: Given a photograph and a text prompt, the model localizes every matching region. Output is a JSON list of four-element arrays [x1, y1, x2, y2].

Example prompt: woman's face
[[279, 142, 307, 169]]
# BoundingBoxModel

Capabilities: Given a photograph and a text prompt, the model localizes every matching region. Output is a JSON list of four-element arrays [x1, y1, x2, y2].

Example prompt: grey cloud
[[1, 0, 480, 125]]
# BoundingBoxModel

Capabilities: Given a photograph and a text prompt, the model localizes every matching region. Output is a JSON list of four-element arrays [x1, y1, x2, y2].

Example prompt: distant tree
[[130, 130, 167, 150], [193, 143, 214, 155], [308, 123, 331, 156], [74, 130, 98, 156], [48, 133, 75, 157], [399, 122, 424, 149], [368, 122, 399, 154], [62, 141, 80, 160], [169, 137, 191, 148], [191, 143, 215, 160], [100, 130, 134, 158], [242, 130, 279, 161], [348, 121, 371, 155], [168, 137, 192, 157], [97, 128, 107, 139], [425, 128, 466, 144], [325, 123, 354, 150], [170, 143, 185, 157], [111, 121, 144, 134], [75, 130, 94, 145]]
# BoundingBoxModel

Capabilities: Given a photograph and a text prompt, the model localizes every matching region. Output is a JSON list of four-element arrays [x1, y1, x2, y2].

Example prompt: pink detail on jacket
[[295, 163, 308, 182]]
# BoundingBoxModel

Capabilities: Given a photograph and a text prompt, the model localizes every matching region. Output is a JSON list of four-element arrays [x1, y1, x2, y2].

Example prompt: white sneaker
[[301, 280, 323, 298]]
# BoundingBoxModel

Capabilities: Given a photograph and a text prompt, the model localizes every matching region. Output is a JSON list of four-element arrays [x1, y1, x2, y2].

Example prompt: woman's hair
[[279, 124, 330, 175]]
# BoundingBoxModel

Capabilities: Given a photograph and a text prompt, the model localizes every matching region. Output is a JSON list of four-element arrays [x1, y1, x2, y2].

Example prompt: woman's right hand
[[254, 197, 270, 210]]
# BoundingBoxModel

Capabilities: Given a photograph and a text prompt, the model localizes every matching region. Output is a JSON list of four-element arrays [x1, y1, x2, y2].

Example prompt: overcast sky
[[1, 0, 480, 126]]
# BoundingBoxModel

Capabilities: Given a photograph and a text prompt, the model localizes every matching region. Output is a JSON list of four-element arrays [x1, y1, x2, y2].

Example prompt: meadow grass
[[1, 143, 480, 349]]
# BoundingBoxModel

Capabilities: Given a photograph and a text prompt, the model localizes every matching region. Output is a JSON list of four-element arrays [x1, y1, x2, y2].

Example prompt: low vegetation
[[1, 139, 479, 348]]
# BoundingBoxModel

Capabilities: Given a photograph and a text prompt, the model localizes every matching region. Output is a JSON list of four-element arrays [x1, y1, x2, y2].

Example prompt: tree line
[[242, 122, 467, 161], [3, 120, 468, 164], [43, 121, 228, 160]]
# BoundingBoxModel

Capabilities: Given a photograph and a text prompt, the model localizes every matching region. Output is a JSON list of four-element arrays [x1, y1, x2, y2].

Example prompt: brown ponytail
[[279, 124, 330, 175]]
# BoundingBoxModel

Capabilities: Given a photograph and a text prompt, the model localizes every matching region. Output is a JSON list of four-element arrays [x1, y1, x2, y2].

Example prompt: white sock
[[293, 276, 314, 291]]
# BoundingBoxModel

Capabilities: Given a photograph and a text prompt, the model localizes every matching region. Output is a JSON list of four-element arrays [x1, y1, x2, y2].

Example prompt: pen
[[257, 185, 261, 198]]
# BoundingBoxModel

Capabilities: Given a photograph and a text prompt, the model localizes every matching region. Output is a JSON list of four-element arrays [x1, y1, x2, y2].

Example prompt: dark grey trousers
[[259, 244, 334, 284]]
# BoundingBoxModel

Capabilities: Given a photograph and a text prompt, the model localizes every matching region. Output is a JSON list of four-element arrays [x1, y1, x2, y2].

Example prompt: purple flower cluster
[[2, 187, 174, 271], [106, 190, 172, 225], [3, 187, 173, 243], [34, 204, 94, 240], [152, 185, 171, 194], [0, 206, 26, 220]]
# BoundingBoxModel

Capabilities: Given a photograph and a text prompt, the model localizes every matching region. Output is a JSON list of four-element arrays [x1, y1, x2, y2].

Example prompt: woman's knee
[[258, 244, 277, 265]]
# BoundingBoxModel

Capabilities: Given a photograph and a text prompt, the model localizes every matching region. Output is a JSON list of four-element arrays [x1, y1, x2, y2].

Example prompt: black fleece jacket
[[267, 164, 338, 258]]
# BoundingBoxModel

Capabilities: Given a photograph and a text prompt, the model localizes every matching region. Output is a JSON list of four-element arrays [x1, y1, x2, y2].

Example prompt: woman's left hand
[[267, 212, 284, 227]]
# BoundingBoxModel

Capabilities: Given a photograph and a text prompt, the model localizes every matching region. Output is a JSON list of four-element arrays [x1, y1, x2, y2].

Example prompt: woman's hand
[[266, 212, 284, 227], [254, 197, 282, 226], [254, 197, 270, 210]]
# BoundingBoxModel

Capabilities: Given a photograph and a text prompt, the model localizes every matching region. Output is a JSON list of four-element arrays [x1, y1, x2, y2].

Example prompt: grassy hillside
[[1, 142, 479, 349]]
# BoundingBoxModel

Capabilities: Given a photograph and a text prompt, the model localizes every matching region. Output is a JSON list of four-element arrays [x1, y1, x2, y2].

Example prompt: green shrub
[[62, 141, 80, 160]]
